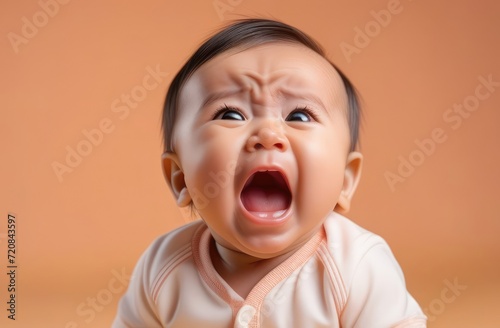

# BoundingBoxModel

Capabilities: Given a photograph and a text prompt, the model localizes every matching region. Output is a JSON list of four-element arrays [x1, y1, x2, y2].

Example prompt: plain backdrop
[[1, 0, 499, 327]]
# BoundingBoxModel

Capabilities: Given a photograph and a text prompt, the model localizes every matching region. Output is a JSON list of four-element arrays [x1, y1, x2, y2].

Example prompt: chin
[[234, 228, 311, 259]]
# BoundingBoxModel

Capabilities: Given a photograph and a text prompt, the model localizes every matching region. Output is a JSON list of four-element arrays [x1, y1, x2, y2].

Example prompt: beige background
[[1, 0, 499, 327]]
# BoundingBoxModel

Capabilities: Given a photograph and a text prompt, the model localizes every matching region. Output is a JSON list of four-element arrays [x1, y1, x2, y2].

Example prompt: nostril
[[255, 142, 283, 150], [246, 129, 288, 152]]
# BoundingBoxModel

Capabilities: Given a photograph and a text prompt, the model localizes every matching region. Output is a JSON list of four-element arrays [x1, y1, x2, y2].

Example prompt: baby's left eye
[[286, 109, 312, 122]]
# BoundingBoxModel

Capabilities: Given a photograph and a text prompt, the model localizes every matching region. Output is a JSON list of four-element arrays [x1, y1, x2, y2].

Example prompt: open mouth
[[240, 170, 292, 218]]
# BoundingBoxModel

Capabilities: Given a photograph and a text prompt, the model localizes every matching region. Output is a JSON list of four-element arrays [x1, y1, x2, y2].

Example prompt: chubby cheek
[[293, 134, 347, 221], [180, 127, 243, 213]]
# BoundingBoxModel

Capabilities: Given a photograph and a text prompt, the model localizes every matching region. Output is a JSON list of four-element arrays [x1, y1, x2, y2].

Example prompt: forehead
[[179, 43, 348, 110]]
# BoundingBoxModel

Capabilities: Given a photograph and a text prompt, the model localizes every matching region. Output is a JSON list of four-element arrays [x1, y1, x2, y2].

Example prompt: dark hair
[[162, 18, 361, 152]]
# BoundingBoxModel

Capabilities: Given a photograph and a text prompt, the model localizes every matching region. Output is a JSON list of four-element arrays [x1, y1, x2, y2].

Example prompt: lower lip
[[239, 202, 291, 226]]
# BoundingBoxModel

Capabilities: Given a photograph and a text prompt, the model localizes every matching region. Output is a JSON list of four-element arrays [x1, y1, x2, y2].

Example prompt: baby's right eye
[[213, 105, 245, 121]]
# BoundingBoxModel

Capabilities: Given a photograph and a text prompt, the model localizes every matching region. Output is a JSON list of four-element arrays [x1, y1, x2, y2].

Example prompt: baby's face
[[170, 43, 358, 258]]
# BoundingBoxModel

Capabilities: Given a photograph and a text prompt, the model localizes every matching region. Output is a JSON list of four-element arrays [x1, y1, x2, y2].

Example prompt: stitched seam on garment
[[191, 225, 244, 322], [150, 242, 191, 291], [316, 243, 347, 316], [151, 243, 192, 302], [246, 228, 326, 328]]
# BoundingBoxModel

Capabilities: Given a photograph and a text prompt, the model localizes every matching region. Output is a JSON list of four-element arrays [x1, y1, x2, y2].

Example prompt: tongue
[[241, 186, 289, 212]]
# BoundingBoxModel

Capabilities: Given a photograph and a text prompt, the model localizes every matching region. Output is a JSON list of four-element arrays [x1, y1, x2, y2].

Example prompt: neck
[[210, 240, 303, 299], [214, 242, 290, 271]]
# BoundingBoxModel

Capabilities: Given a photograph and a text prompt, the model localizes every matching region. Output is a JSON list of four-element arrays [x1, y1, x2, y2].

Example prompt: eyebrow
[[278, 89, 328, 111], [201, 89, 243, 108]]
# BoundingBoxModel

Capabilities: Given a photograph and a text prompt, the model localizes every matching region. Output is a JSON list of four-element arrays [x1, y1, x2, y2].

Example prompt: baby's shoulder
[[320, 213, 426, 326], [323, 212, 388, 252], [140, 220, 205, 275], [321, 212, 398, 284]]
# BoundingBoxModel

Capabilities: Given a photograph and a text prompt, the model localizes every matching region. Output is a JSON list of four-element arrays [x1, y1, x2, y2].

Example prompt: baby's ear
[[161, 152, 192, 207], [335, 151, 363, 214]]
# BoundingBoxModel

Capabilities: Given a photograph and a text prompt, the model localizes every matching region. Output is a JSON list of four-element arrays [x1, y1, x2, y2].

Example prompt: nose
[[246, 120, 289, 152]]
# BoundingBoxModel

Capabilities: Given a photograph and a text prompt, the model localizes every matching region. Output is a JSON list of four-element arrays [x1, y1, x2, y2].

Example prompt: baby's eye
[[286, 108, 313, 122], [213, 105, 245, 121]]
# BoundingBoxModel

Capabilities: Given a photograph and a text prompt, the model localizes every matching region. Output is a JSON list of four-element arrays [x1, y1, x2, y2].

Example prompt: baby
[[113, 19, 427, 327]]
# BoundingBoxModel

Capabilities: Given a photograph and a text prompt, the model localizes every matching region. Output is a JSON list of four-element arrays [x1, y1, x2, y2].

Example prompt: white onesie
[[113, 212, 427, 327]]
